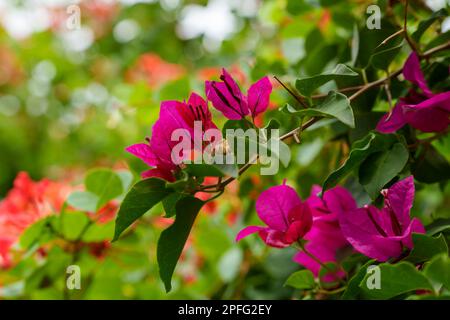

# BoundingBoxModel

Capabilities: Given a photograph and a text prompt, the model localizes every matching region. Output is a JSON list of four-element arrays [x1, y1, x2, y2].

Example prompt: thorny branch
[[197, 41, 450, 193]]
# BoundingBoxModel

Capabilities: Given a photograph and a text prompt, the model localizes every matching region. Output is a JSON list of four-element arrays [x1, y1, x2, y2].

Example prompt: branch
[[198, 41, 450, 192]]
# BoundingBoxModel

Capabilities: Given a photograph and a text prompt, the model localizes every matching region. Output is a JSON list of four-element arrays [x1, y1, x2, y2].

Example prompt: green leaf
[[284, 269, 316, 290], [284, 91, 355, 127], [82, 221, 114, 242], [359, 142, 409, 199], [423, 254, 450, 292], [185, 163, 238, 178], [157, 197, 204, 292], [412, 8, 448, 42], [406, 233, 448, 264], [60, 212, 90, 241], [85, 169, 123, 211], [354, 19, 400, 68], [295, 64, 358, 97], [113, 178, 173, 241], [322, 132, 396, 193], [369, 43, 403, 70], [222, 119, 253, 136], [359, 262, 433, 299], [342, 260, 376, 300], [262, 118, 281, 130], [162, 192, 185, 217], [185, 163, 226, 177], [165, 170, 190, 191], [426, 218, 450, 236], [66, 191, 99, 212], [261, 118, 281, 140], [19, 217, 56, 250], [412, 145, 450, 183]]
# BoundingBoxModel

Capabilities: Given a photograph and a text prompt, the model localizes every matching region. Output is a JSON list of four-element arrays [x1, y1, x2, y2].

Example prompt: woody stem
[[198, 41, 450, 192]]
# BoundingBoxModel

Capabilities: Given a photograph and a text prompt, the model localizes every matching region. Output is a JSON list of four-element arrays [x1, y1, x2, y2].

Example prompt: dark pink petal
[[387, 217, 425, 249], [187, 92, 218, 131], [149, 118, 180, 166], [141, 168, 175, 182], [305, 185, 325, 216], [247, 76, 272, 117], [401, 218, 426, 248], [205, 69, 249, 119], [255, 182, 303, 232], [403, 52, 433, 96], [260, 229, 291, 248], [403, 89, 430, 104], [338, 207, 403, 261], [383, 176, 415, 232], [220, 68, 249, 116], [285, 204, 313, 243], [159, 100, 195, 137], [305, 187, 351, 247], [376, 101, 408, 133], [403, 91, 450, 132], [384, 217, 425, 247], [236, 225, 266, 242], [323, 186, 358, 215], [296, 186, 352, 278], [126, 143, 158, 166]]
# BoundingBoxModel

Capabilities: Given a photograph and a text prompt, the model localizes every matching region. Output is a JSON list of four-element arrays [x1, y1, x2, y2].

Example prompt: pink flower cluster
[[127, 69, 272, 180], [237, 176, 425, 279]]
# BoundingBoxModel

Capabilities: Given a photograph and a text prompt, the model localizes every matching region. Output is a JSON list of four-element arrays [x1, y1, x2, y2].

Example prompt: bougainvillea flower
[[205, 68, 272, 120], [0, 172, 72, 268], [377, 53, 450, 133], [236, 181, 312, 248], [126, 93, 217, 181], [294, 186, 356, 279], [338, 176, 425, 262]]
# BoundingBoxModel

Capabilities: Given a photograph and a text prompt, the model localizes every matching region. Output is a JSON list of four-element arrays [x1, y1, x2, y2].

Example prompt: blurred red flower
[[0, 172, 72, 268], [126, 53, 186, 89]]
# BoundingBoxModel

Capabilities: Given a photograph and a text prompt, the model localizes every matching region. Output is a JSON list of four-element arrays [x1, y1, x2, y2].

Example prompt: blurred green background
[[0, 0, 449, 299]]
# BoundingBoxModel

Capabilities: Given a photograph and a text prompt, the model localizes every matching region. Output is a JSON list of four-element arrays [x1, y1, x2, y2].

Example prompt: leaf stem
[[296, 240, 345, 286], [274, 76, 309, 108]]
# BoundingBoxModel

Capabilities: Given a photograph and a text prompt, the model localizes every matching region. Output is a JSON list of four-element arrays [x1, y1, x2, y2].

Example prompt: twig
[[274, 76, 309, 108], [376, 29, 404, 49], [197, 41, 450, 193], [404, 0, 420, 53], [421, 41, 450, 58]]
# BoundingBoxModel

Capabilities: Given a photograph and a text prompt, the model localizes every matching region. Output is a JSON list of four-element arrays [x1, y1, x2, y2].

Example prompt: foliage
[[0, 0, 449, 300]]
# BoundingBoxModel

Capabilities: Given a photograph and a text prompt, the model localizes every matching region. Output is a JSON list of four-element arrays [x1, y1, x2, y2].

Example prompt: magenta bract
[[236, 181, 312, 248], [377, 53, 450, 133], [337, 176, 425, 262], [126, 92, 217, 181], [205, 68, 272, 120], [294, 186, 356, 279]]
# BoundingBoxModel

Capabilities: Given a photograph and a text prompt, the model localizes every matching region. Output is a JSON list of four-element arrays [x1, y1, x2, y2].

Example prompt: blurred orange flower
[[0, 172, 72, 268], [0, 46, 23, 86], [197, 65, 246, 85], [126, 53, 186, 89]]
